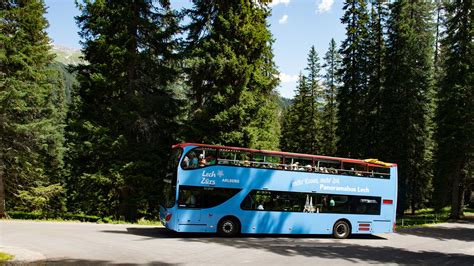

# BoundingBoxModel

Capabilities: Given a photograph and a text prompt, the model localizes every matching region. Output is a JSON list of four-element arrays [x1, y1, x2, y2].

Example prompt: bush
[[7, 211, 101, 223]]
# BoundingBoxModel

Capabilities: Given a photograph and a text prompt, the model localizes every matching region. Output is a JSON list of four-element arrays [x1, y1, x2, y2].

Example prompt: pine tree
[[364, 0, 387, 157], [0, 0, 66, 217], [433, 0, 473, 218], [280, 46, 323, 155], [382, 1, 435, 214], [337, 0, 371, 158], [305, 46, 323, 154], [321, 39, 341, 156], [185, 0, 280, 150], [67, 0, 182, 220], [280, 74, 309, 153]]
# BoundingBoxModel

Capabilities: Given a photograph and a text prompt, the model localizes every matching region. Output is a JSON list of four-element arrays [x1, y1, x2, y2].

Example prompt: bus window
[[242, 190, 381, 215], [351, 196, 381, 215], [178, 185, 241, 209], [285, 157, 313, 172], [218, 149, 251, 167], [241, 190, 306, 212], [341, 162, 366, 176], [181, 147, 217, 169], [252, 153, 284, 169], [367, 166, 390, 179], [316, 159, 341, 174]]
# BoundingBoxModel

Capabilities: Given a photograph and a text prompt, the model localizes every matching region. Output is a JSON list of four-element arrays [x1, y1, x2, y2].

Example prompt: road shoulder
[[0, 246, 46, 264]]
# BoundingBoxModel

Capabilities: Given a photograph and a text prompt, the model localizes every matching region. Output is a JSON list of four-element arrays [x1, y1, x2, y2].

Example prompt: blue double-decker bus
[[160, 143, 397, 238]]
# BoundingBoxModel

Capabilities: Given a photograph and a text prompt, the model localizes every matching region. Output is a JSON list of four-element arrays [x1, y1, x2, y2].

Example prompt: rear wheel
[[333, 220, 351, 239], [217, 217, 240, 237]]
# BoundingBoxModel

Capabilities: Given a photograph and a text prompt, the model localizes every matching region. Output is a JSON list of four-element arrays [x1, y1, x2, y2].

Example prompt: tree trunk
[[450, 172, 462, 219], [0, 158, 7, 218]]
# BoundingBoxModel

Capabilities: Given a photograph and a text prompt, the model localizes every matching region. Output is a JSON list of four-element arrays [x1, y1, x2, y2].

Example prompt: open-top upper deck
[[174, 143, 396, 179], [173, 143, 395, 167]]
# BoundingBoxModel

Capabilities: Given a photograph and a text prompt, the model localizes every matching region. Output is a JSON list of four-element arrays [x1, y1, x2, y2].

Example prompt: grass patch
[[6, 211, 162, 226], [0, 252, 14, 262], [396, 207, 449, 228], [396, 206, 474, 228], [464, 207, 474, 215]]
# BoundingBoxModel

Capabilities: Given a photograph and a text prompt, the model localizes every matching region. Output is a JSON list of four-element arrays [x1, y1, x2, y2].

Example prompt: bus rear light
[[383, 199, 393, 204], [358, 223, 371, 231], [393, 223, 396, 232], [165, 214, 172, 222]]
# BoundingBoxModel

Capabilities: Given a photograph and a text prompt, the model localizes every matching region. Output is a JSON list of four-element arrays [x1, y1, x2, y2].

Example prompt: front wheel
[[333, 220, 351, 239], [217, 217, 240, 237]]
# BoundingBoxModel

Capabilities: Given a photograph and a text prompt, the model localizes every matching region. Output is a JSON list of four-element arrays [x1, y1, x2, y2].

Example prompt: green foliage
[[50, 62, 78, 103], [433, 0, 473, 218], [281, 74, 309, 153], [337, 0, 371, 158], [8, 210, 101, 223], [364, 0, 387, 157], [0, 252, 14, 262], [66, 0, 183, 221], [381, 1, 435, 214], [185, 0, 280, 150], [280, 46, 323, 154], [1, 0, 470, 224], [320, 39, 341, 156], [0, 0, 66, 216]]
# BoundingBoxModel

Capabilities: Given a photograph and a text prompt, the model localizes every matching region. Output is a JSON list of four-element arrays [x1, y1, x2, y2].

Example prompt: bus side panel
[[371, 221, 392, 233], [239, 211, 364, 235], [238, 211, 397, 235]]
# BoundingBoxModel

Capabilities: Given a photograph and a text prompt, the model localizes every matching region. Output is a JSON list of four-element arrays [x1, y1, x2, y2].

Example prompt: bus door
[[177, 186, 204, 225]]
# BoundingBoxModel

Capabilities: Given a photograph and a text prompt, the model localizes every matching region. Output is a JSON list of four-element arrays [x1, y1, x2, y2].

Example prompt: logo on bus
[[200, 170, 239, 185]]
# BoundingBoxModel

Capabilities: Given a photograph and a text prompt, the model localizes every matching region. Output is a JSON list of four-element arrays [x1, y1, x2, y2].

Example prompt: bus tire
[[217, 217, 240, 237], [333, 220, 351, 239]]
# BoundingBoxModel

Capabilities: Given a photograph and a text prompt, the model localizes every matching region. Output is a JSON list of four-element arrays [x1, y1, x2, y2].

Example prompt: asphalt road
[[1, 220, 473, 265]]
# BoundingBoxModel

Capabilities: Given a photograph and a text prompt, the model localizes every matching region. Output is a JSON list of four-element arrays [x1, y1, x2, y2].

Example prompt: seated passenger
[[206, 155, 216, 165], [305, 165, 312, 172], [198, 154, 207, 167], [190, 153, 198, 168], [290, 162, 299, 170], [182, 156, 190, 168]]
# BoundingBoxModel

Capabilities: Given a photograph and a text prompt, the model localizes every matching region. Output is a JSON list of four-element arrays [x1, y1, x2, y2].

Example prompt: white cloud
[[316, 0, 334, 13], [269, 0, 290, 7], [278, 72, 298, 83], [278, 14, 289, 24]]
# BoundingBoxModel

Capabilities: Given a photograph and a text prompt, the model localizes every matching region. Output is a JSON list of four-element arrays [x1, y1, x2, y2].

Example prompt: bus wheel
[[217, 217, 240, 237], [333, 220, 351, 239]]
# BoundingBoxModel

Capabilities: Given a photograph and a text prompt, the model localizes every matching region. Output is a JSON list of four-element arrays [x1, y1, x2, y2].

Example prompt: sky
[[43, 0, 346, 98]]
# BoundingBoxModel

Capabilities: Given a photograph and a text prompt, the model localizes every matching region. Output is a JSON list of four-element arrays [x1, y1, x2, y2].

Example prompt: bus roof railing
[[173, 143, 397, 168]]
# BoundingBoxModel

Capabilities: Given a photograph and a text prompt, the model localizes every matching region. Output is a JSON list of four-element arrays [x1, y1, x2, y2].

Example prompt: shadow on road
[[101, 227, 385, 240], [21, 259, 176, 265], [397, 224, 474, 242], [98, 227, 474, 264]]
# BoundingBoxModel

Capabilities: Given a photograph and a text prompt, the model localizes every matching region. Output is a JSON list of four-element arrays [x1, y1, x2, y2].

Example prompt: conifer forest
[[0, 0, 472, 221]]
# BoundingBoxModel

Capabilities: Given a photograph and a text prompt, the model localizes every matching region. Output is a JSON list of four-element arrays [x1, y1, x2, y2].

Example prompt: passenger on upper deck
[[206, 155, 216, 165], [198, 154, 207, 167], [190, 152, 198, 168]]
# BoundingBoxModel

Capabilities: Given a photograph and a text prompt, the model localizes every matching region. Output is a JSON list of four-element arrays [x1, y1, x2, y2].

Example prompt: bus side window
[[285, 156, 313, 172], [218, 149, 251, 167], [181, 148, 217, 169], [241, 195, 254, 210], [315, 160, 341, 174], [252, 153, 283, 169]]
